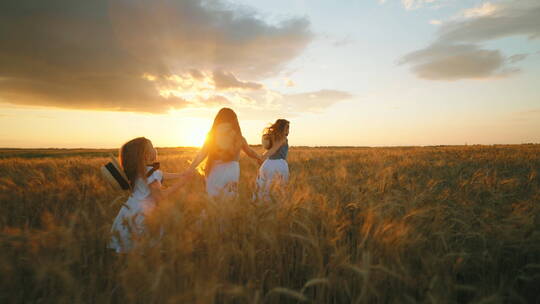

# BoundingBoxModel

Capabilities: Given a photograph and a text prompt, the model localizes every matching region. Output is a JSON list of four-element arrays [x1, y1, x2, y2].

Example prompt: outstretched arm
[[241, 137, 263, 164], [162, 171, 191, 180], [148, 173, 193, 203], [187, 144, 208, 172]]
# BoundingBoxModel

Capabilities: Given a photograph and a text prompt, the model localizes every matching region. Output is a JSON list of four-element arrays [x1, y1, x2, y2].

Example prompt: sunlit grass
[[1, 145, 539, 303]]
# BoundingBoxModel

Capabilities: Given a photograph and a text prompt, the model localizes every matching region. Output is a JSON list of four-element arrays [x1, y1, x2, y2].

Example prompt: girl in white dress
[[256, 119, 290, 201], [187, 108, 262, 200], [109, 137, 192, 253]]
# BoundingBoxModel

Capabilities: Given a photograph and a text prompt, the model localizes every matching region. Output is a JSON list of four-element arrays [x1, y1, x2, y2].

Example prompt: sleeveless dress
[[109, 167, 163, 253], [256, 141, 289, 201]]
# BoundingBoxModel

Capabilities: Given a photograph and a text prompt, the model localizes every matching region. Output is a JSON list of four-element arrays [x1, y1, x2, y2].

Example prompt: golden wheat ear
[[101, 154, 130, 191]]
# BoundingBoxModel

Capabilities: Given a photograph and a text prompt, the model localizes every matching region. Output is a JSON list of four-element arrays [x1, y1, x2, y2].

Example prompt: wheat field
[[1, 145, 539, 303]]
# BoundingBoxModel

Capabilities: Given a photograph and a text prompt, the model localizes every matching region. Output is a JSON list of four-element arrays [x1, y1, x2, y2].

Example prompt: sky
[[0, 0, 539, 148]]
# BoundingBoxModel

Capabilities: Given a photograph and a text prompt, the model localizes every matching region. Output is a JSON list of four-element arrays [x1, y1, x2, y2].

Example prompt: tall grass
[[1, 145, 539, 303]]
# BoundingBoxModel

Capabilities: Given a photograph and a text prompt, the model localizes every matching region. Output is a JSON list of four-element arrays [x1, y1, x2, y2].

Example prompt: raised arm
[[241, 137, 263, 163], [261, 138, 286, 160]]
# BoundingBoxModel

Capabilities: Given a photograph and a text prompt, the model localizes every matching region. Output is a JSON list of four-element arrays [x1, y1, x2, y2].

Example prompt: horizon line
[[1, 143, 539, 150]]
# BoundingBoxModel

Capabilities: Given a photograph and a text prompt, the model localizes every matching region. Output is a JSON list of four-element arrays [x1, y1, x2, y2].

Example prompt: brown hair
[[119, 137, 152, 190], [263, 119, 289, 150], [204, 108, 243, 176]]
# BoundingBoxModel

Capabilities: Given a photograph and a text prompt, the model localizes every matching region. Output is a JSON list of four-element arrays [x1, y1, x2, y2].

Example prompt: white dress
[[256, 159, 289, 201], [109, 167, 163, 253], [206, 160, 240, 199]]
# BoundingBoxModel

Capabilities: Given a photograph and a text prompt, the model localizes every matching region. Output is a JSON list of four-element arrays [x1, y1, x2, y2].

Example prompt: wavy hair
[[262, 119, 289, 150]]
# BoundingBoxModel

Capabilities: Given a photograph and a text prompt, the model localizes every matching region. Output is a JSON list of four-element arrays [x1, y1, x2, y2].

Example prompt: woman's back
[[269, 141, 288, 160], [212, 123, 241, 162]]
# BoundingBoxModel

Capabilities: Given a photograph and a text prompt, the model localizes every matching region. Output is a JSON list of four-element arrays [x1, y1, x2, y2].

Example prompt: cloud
[[205, 89, 354, 120], [280, 90, 353, 112], [399, 44, 516, 80], [0, 0, 313, 113], [401, 0, 440, 10], [429, 20, 442, 25], [174, 88, 353, 120], [400, 0, 539, 81], [439, 3, 540, 43], [507, 54, 528, 64], [0, 74, 189, 113], [212, 70, 263, 91], [284, 79, 296, 87], [379, 0, 443, 10], [137, 70, 351, 116], [463, 2, 499, 18]]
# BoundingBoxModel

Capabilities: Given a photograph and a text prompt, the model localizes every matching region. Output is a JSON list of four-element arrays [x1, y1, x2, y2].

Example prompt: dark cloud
[[189, 69, 205, 80], [0, 0, 312, 113], [212, 70, 263, 90], [400, 1, 539, 81], [438, 5, 540, 43], [399, 44, 512, 80], [0, 73, 189, 113]]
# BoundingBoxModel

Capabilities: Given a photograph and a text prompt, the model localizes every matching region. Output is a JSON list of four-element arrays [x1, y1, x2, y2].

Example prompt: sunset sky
[[1, 0, 539, 148]]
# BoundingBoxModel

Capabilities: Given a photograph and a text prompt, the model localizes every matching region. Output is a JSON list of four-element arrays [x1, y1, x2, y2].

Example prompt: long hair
[[119, 137, 151, 190], [263, 119, 289, 150], [204, 108, 243, 176]]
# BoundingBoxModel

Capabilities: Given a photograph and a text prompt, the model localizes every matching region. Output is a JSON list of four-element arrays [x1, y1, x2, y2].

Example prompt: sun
[[183, 124, 208, 147]]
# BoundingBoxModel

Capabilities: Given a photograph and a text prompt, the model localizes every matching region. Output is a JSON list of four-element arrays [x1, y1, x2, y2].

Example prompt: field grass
[[1, 145, 539, 303]]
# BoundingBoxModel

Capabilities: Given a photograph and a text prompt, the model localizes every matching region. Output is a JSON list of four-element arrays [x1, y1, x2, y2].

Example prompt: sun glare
[[183, 123, 208, 147]]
